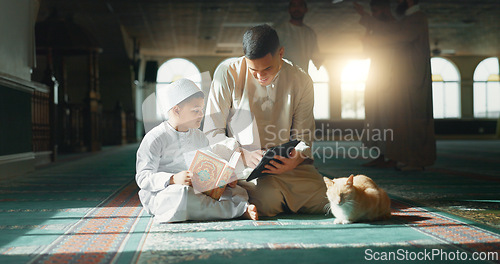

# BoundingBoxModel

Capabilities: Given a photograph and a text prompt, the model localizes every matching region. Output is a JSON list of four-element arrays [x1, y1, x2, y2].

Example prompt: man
[[355, 0, 436, 171], [356, 0, 398, 168], [275, 0, 322, 72], [203, 24, 328, 217]]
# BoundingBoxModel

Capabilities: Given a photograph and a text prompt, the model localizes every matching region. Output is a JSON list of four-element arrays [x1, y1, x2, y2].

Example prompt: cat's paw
[[334, 219, 352, 224]]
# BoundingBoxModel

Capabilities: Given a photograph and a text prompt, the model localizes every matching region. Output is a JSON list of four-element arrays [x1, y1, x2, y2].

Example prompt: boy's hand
[[171, 170, 193, 186], [227, 181, 237, 188], [239, 148, 263, 169]]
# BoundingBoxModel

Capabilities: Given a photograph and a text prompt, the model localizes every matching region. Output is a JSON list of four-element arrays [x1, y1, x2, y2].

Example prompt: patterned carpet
[[136, 198, 499, 264], [313, 140, 500, 229], [0, 145, 140, 264], [0, 141, 499, 263]]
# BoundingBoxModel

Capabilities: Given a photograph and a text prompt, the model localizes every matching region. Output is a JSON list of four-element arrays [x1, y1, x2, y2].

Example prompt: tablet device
[[245, 140, 300, 182]]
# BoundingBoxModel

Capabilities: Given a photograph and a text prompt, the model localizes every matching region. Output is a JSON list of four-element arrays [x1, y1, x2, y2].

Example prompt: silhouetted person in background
[[357, 0, 398, 168], [275, 0, 322, 72], [355, 0, 436, 171]]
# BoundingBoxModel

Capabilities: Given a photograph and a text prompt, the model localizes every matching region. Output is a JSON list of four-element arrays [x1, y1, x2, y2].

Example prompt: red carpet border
[[30, 182, 143, 264], [392, 200, 500, 254]]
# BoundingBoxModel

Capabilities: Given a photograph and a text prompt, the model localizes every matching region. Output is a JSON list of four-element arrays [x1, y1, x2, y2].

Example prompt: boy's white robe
[[136, 121, 248, 223]]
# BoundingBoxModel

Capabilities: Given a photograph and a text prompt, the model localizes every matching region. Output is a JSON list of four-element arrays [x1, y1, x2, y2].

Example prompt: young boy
[[136, 78, 258, 223]]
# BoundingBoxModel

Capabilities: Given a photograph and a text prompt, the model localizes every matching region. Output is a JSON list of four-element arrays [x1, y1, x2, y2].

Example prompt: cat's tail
[[381, 210, 392, 220], [380, 195, 392, 220]]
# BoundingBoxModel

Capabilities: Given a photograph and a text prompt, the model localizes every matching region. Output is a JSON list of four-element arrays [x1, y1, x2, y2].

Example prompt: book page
[[189, 150, 226, 194]]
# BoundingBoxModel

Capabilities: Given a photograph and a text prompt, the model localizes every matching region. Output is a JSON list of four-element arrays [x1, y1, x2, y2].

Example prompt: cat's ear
[[346, 174, 354, 187], [323, 177, 334, 187]]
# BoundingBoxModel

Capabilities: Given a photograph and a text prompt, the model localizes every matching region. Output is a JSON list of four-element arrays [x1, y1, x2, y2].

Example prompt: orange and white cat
[[323, 174, 391, 224]]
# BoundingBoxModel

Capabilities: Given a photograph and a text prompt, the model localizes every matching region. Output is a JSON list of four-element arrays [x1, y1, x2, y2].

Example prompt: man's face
[[245, 48, 284, 86], [289, 0, 307, 20]]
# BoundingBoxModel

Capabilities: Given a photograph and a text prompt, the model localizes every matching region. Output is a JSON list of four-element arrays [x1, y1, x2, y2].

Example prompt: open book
[[188, 150, 241, 200]]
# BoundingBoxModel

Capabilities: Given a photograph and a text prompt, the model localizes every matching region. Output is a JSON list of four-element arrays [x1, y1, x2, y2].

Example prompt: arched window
[[156, 58, 202, 119], [218, 57, 239, 67], [308, 60, 330, 120], [431, 57, 461, 118], [157, 58, 201, 86], [341, 59, 371, 119], [474, 57, 500, 118]]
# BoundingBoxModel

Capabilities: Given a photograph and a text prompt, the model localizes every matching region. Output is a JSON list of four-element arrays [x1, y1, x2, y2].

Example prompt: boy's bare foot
[[243, 204, 259, 220]]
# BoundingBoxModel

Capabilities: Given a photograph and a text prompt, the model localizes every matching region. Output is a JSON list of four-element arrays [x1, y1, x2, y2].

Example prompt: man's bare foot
[[243, 204, 259, 220]]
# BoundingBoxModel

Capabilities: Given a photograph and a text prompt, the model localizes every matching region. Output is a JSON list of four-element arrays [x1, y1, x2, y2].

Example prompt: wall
[[98, 56, 134, 112], [0, 85, 32, 156], [0, 77, 37, 179], [0, 0, 39, 178], [156, 56, 232, 80], [187, 56, 233, 78], [0, 0, 37, 80]]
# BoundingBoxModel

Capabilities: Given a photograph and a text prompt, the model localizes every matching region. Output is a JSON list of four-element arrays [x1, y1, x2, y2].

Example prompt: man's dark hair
[[242, 24, 280, 60], [370, 0, 390, 7]]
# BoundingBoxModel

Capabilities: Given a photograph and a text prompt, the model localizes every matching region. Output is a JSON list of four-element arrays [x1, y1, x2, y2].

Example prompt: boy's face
[[245, 47, 284, 86], [177, 97, 205, 129]]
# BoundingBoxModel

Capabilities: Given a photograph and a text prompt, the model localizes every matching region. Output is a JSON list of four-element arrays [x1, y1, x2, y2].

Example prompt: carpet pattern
[[391, 200, 499, 254], [135, 198, 500, 264], [29, 182, 143, 264], [0, 141, 499, 263], [0, 145, 140, 264]]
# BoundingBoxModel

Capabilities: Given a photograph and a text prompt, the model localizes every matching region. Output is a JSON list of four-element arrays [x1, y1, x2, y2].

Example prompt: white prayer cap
[[157, 78, 203, 116]]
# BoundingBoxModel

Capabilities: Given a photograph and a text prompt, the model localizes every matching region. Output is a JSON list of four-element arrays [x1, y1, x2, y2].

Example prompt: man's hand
[[262, 149, 305, 175], [171, 170, 193, 186], [239, 148, 264, 169]]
